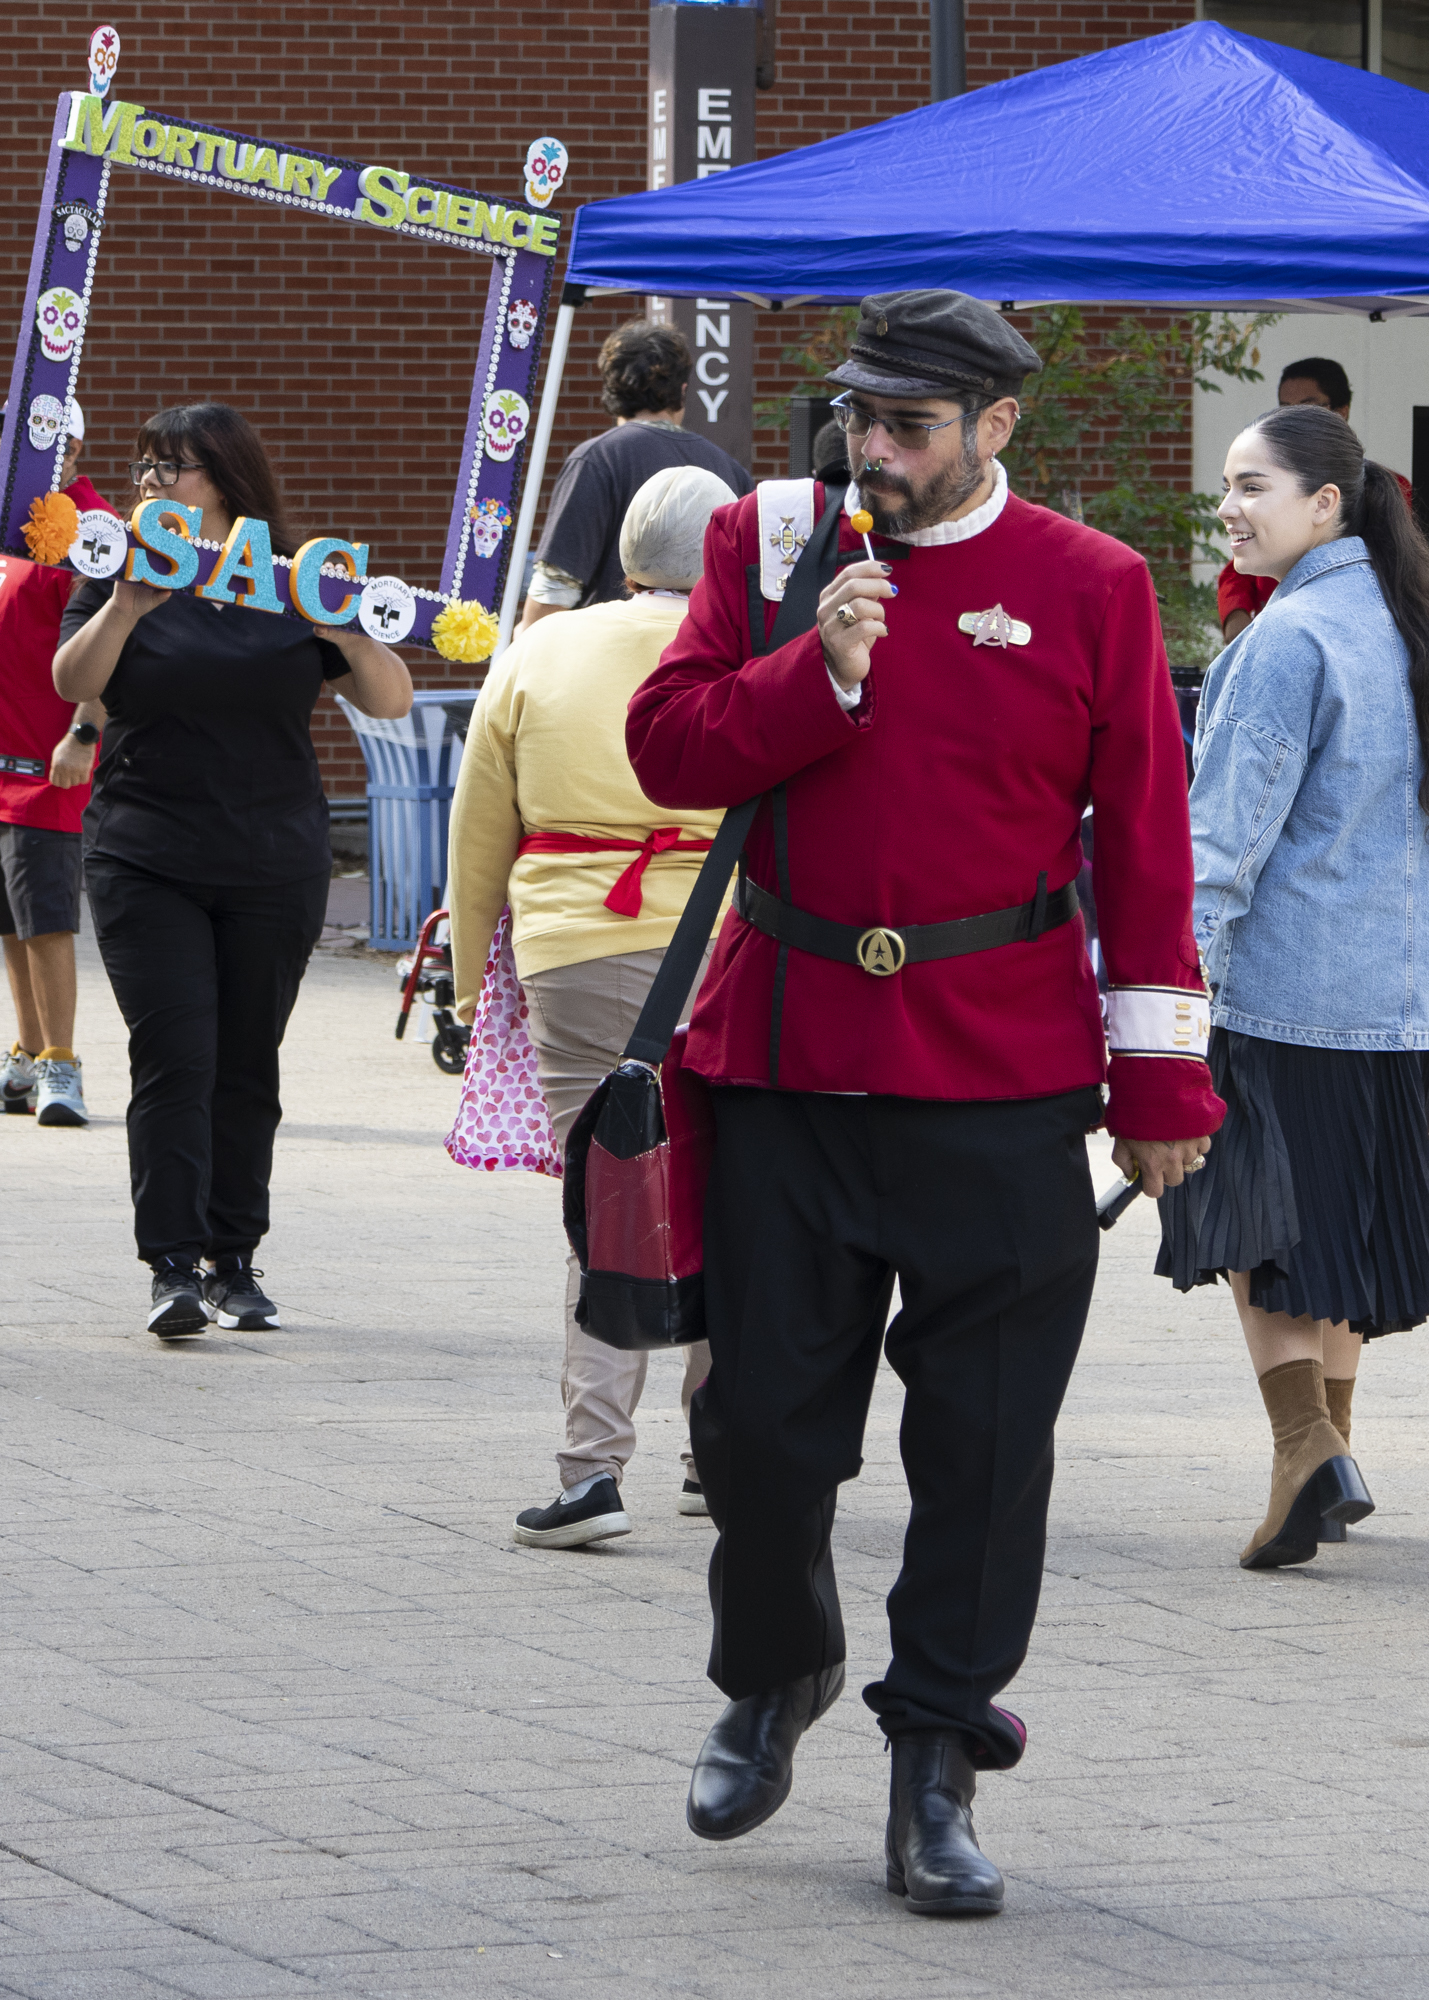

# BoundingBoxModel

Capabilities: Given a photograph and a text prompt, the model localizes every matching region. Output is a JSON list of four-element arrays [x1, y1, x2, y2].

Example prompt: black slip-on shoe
[[513, 1477, 631, 1549], [677, 1478, 710, 1517], [687, 1661, 845, 1841], [148, 1262, 208, 1339], [203, 1261, 280, 1331], [886, 1733, 1004, 1917]]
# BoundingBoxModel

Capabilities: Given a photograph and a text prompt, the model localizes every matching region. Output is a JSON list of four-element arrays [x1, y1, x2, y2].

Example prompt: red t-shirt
[[0, 476, 118, 833], [1218, 471, 1415, 632]]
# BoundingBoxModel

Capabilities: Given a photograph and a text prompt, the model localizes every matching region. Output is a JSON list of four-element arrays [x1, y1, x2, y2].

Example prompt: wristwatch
[[69, 721, 100, 745]]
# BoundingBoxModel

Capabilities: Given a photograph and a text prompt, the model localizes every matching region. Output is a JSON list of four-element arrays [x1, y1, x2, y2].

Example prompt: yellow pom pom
[[850, 509, 874, 536], [21, 491, 80, 567], [431, 597, 500, 664]]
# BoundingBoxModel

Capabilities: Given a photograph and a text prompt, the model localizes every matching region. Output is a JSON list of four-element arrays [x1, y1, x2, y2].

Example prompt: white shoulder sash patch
[[1106, 985, 1211, 1060], [756, 478, 815, 602]]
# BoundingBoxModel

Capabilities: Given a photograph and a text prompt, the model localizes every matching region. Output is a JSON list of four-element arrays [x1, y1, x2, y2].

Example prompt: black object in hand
[[1095, 1166, 1142, 1231]]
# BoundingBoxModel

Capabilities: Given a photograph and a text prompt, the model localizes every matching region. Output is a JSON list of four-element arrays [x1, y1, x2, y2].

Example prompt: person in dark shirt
[[520, 320, 753, 629], [53, 402, 411, 1340]]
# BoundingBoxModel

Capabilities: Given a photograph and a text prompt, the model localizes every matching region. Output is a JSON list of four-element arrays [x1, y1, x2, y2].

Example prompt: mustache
[[857, 468, 913, 499]]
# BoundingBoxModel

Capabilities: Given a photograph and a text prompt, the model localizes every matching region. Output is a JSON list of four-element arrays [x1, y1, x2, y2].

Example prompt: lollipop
[[850, 507, 876, 562]]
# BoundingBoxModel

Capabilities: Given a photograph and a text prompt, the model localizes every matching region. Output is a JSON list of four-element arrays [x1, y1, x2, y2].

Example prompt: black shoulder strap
[[619, 482, 847, 1069], [621, 793, 760, 1066]]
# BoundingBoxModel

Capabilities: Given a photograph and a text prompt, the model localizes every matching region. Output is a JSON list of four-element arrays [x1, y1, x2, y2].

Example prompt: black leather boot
[[686, 1662, 845, 1840], [886, 1733, 1005, 1916]]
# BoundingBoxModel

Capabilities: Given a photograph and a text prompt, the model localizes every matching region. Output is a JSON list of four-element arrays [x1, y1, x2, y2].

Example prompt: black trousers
[[86, 857, 328, 1265], [693, 1084, 1101, 1768]]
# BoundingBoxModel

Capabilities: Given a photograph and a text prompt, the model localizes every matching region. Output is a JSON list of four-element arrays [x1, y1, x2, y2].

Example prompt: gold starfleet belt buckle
[[856, 926, 906, 976]]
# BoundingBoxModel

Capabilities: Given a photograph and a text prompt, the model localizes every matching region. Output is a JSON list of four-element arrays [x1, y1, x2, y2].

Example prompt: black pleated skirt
[[1157, 1029, 1429, 1338]]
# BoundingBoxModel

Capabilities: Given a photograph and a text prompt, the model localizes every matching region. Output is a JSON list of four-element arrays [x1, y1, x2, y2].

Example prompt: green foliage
[[1001, 306, 1278, 664], [762, 304, 1280, 667], [754, 307, 860, 429]]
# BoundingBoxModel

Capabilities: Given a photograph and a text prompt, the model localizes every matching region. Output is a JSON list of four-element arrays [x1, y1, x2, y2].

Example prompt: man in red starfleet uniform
[[626, 292, 1224, 1916]]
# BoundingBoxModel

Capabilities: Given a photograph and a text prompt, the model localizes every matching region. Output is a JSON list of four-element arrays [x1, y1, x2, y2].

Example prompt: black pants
[[86, 857, 328, 1265], [694, 1084, 1101, 1768]]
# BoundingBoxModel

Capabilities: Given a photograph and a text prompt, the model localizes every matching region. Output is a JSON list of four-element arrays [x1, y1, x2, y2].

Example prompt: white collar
[[845, 458, 1008, 546]]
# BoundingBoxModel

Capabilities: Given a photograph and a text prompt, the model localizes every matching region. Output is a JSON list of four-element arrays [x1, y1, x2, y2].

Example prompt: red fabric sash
[[517, 827, 713, 918]]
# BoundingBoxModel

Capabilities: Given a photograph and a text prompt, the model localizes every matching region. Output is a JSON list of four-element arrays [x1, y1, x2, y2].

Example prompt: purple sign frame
[[0, 91, 561, 648]]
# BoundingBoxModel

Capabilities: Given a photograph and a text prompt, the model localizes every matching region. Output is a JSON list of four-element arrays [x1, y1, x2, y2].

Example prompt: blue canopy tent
[[499, 22, 1429, 637], [563, 22, 1429, 312]]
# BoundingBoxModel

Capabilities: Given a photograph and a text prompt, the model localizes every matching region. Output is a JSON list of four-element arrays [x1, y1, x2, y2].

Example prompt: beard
[[854, 419, 987, 534]]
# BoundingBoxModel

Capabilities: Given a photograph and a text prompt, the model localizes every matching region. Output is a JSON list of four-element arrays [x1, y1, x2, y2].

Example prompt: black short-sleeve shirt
[[534, 420, 754, 608], [61, 582, 349, 885]]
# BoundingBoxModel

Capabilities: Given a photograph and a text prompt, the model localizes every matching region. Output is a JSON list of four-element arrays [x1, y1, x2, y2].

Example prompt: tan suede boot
[[1240, 1358, 1358, 1568], [1324, 1377, 1354, 1452]]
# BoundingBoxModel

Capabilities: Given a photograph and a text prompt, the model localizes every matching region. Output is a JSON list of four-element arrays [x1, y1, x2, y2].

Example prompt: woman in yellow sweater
[[449, 466, 736, 1549]]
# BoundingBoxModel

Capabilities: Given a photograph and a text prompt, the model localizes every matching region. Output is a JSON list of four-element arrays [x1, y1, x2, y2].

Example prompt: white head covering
[[66, 399, 84, 441], [619, 465, 737, 592]]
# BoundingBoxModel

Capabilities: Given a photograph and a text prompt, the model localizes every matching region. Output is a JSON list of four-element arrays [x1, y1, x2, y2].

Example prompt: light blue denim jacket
[[1190, 536, 1429, 1050]]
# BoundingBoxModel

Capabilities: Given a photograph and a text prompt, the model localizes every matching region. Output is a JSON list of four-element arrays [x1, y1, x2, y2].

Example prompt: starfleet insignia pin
[[769, 515, 808, 567], [856, 926, 906, 976], [958, 604, 1032, 648]]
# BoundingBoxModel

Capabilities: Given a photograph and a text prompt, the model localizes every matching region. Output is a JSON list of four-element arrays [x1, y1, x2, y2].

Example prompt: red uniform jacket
[[0, 474, 117, 835], [627, 484, 1224, 1142]]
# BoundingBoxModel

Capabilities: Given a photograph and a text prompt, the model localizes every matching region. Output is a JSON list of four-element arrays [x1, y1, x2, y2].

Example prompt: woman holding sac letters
[[1161, 402, 1429, 1568], [52, 402, 410, 1341]]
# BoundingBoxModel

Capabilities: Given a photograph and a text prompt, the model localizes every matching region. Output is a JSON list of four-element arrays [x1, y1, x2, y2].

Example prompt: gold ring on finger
[[835, 604, 858, 628]]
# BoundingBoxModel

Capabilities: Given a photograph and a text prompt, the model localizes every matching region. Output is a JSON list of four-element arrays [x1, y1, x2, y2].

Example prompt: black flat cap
[[826, 290, 1042, 400]]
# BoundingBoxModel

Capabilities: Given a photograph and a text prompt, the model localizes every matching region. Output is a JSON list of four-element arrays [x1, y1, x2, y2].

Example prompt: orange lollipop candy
[[849, 506, 876, 561]]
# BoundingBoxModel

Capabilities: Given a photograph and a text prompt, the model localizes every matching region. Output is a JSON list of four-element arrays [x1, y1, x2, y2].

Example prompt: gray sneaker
[[35, 1056, 88, 1127], [2, 1043, 37, 1114]]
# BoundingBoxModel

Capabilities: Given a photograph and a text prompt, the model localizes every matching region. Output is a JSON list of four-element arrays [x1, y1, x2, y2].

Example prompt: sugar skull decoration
[[26, 396, 66, 453], [88, 24, 121, 98], [523, 138, 568, 211], [357, 576, 417, 644], [63, 214, 89, 253], [469, 498, 513, 561], [36, 288, 85, 364], [483, 390, 529, 465], [506, 298, 539, 351]]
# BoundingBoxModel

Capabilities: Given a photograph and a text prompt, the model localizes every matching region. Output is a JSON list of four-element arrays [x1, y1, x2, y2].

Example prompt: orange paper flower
[[21, 491, 80, 567]]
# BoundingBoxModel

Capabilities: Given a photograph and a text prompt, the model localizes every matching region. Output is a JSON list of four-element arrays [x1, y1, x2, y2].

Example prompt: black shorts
[[0, 823, 83, 940]]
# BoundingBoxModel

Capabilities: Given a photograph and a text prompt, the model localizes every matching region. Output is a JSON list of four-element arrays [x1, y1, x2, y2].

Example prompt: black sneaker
[[148, 1261, 208, 1337], [513, 1477, 631, 1549], [203, 1259, 280, 1330], [677, 1478, 710, 1517]]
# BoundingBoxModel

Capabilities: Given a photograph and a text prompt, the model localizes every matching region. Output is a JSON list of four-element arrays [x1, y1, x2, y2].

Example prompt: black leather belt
[[0, 754, 46, 777], [735, 872, 1077, 976]]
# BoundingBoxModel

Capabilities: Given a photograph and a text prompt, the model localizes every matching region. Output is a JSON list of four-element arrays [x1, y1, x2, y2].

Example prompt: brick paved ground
[[4, 922, 1429, 1999]]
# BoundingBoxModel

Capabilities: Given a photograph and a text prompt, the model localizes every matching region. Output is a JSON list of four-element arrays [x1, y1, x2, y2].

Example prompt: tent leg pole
[[495, 298, 577, 657]]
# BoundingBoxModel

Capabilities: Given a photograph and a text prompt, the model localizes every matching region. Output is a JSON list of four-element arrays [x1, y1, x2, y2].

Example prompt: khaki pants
[[522, 946, 713, 1491]]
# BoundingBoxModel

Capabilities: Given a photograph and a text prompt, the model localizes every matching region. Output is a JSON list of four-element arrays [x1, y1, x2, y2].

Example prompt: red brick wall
[[1, 1, 1193, 798]]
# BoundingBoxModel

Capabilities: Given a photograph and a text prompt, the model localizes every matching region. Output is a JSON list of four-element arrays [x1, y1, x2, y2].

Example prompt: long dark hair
[[135, 402, 298, 557], [1252, 403, 1429, 809]]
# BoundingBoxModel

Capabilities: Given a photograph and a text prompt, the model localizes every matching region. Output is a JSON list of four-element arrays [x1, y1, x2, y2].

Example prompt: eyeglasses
[[830, 392, 977, 454], [128, 458, 205, 487]]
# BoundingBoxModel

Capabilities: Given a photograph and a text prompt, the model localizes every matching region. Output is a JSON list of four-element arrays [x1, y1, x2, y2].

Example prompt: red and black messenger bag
[[561, 792, 759, 1350]]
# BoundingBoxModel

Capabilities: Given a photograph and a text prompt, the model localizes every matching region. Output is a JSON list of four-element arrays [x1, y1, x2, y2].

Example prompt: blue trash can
[[334, 689, 479, 950]]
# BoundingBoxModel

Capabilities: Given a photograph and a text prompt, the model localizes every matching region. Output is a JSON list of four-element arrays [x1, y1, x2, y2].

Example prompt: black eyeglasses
[[128, 458, 205, 487], [830, 392, 978, 454]]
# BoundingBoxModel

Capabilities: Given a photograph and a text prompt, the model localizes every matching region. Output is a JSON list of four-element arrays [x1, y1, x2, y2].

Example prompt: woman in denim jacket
[[1160, 404, 1429, 1570]]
